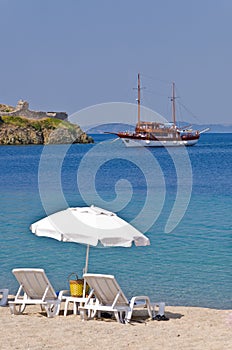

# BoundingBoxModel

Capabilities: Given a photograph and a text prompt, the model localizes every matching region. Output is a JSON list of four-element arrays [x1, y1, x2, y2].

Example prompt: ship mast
[[137, 73, 141, 128], [171, 82, 176, 126]]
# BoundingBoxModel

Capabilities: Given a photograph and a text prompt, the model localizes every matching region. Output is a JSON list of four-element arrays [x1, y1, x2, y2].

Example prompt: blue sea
[[0, 133, 231, 309]]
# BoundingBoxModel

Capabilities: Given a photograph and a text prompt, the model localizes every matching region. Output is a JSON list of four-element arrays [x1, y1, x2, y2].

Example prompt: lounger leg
[[114, 311, 121, 323], [64, 299, 69, 316], [45, 303, 60, 318], [151, 302, 165, 317], [9, 302, 26, 315], [88, 307, 96, 319], [125, 309, 132, 322], [73, 301, 78, 315], [80, 309, 88, 321], [145, 297, 153, 319], [124, 311, 131, 324], [0, 289, 9, 306], [158, 302, 165, 316], [88, 298, 97, 318]]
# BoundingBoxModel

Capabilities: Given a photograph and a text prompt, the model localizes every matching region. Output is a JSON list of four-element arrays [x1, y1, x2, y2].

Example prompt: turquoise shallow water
[[0, 133, 231, 309]]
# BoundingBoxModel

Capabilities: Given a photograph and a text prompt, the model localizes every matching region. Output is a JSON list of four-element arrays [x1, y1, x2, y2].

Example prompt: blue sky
[[0, 0, 231, 125]]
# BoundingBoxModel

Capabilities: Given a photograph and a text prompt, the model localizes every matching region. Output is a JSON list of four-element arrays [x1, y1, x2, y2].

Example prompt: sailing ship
[[116, 73, 208, 147]]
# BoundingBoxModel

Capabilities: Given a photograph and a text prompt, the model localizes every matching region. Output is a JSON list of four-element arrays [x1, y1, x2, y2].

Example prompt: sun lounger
[[79, 273, 162, 323], [9, 268, 67, 317], [0, 288, 9, 306]]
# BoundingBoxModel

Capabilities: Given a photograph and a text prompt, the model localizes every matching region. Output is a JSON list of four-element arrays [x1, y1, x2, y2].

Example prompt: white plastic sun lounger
[[79, 273, 157, 323], [9, 268, 67, 318], [0, 288, 9, 306]]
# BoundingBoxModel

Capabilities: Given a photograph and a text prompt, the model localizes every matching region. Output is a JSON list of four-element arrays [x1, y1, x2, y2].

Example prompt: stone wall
[[0, 99, 68, 121]]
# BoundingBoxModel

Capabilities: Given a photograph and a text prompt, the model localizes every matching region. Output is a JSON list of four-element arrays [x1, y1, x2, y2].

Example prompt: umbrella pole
[[83, 244, 90, 297]]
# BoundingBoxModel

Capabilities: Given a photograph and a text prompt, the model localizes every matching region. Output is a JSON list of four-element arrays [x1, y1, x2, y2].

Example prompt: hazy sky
[[0, 0, 231, 125]]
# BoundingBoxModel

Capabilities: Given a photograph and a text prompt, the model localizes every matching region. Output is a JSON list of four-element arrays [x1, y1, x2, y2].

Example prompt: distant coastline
[[87, 122, 232, 134], [192, 123, 232, 133]]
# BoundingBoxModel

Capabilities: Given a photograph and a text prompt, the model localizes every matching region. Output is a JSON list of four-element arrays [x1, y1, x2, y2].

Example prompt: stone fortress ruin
[[0, 99, 68, 120]]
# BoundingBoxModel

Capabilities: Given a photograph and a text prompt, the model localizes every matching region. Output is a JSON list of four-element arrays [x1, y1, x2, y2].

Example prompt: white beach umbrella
[[30, 205, 150, 294]]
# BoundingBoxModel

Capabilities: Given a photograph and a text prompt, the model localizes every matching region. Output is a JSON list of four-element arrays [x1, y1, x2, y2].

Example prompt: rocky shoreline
[[0, 100, 93, 145], [0, 116, 93, 145]]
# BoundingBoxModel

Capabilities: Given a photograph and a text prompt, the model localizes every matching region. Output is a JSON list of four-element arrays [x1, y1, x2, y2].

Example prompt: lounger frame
[[9, 268, 67, 317]]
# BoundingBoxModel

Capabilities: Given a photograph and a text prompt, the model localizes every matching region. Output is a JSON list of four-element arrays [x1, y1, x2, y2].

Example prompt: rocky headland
[[0, 101, 93, 145]]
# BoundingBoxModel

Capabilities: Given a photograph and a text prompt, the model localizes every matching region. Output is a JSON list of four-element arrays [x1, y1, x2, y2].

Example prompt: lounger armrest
[[130, 295, 151, 306], [131, 295, 151, 301], [57, 290, 69, 301], [128, 295, 153, 320], [46, 299, 61, 304]]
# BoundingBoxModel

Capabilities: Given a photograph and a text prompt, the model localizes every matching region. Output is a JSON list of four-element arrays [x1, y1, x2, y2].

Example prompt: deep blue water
[[0, 133, 231, 309]]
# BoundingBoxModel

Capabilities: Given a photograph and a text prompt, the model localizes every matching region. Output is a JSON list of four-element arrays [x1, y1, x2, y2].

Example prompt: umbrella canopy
[[30, 205, 150, 278], [30, 205, 150, 247]]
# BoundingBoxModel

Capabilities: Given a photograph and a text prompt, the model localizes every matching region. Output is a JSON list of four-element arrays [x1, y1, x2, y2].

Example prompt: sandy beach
[[1, 302, 231, 350]]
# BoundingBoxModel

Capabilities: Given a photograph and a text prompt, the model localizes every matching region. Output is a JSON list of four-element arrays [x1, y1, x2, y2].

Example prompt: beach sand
[[0, 302, 231, 350]]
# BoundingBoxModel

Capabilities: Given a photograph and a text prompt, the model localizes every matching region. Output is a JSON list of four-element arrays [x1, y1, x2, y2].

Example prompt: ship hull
[[119, 136, 199, 147]]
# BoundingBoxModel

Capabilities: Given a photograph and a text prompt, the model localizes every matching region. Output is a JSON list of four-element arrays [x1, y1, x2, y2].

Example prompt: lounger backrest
[[12, 268, 57, 300], [84, 273, 129, 306]]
